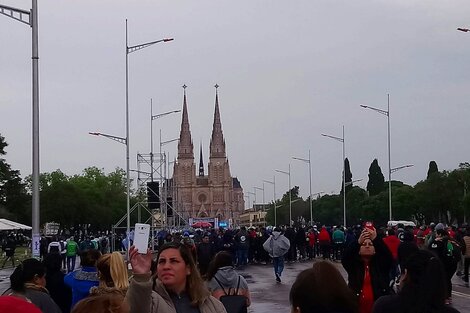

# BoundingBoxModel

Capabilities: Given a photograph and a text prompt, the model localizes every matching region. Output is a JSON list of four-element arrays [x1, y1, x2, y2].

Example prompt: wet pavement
[[1, 258, 469, 312]]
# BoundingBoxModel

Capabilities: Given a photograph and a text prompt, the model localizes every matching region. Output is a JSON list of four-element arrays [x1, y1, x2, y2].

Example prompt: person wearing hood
[[206, 251, 251, 307], [263, 228, 290, 283]]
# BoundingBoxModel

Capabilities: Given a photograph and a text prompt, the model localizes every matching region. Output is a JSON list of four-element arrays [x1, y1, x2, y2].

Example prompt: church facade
[[171, 86, 245, 225]]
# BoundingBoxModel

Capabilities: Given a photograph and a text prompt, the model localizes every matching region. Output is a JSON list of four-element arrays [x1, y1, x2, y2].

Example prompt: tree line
[[265, 158, 470, 227], [1, 133, 469, 228]]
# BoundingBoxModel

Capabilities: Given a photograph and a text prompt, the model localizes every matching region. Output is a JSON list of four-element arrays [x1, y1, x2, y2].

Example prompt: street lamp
[[254, 186, 265, 207], [276, 165, 292, 226], [246, 191, 256, 208], [293, 149, 313, 226], [125, 19, 173, 254], [1, 0, 40, 257], [457, 27, 470, 32], [150, 98, 180, 182], [360, 94, 392, 220], [391, 164, 413, 174], [321, 126, 346, 226], [263, 178, 276, 225]]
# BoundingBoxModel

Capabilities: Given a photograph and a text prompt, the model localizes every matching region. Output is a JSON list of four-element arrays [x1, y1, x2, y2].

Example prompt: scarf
[[359, 263, 374, 313]]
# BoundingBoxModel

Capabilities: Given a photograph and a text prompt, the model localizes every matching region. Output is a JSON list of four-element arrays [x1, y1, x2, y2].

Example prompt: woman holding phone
[[126, 242, 226, 313], [341, 223, 393, 313]]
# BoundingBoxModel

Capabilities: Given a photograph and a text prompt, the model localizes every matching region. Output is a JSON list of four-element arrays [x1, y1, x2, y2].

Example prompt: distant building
[[171, 86, 245, 225], [239, 208, 267, 228]]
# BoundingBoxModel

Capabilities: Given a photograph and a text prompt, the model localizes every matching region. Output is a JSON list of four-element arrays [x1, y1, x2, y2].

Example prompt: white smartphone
[[133, 223, 150, 253]]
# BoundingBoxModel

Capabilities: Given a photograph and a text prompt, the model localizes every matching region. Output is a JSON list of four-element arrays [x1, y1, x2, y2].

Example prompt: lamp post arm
[[0, 4, 30, 25], [360, 104, 389, 116], [321, 133, 344, 142], [89, 132, 127, 145], [127, 38, 174, 54], [152, 110, 181, 120]]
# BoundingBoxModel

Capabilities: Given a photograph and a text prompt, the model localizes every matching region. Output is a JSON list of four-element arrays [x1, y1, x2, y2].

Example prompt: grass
[[0, 247, 32, 269]]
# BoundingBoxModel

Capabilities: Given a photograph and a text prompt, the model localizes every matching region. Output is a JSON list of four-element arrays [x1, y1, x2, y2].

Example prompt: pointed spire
[[210, 84, 226, 158], [177, 84, 194, 159], [199, 142, 204, 176]]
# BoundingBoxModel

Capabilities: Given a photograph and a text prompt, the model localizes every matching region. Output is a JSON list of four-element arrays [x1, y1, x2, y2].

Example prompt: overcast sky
[[1, 1, 470, 207]]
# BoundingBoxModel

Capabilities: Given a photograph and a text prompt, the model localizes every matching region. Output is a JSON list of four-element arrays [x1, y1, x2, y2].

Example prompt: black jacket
[[341, 236, 393, 300]]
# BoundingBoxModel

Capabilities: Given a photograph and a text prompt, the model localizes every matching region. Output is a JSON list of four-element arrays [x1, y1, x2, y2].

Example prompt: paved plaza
[[1, 257, 469, 312]]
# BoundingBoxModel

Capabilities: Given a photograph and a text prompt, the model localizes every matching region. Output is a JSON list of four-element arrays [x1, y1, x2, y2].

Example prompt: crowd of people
[[0, 221, 468, 313]]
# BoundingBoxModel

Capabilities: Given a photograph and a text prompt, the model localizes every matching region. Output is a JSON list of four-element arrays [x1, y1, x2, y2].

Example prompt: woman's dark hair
[[290, 261, 357, 313], [399, 249, 447, 313], [81, 249, 102, 267], [157, 242, 209, 306], [205, 251, 233, 280], [10, 258, 46, 292], [436, 229, 448, 237]]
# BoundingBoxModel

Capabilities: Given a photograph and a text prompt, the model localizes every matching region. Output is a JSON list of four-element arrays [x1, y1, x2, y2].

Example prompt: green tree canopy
[[427, 161, 439, 179], [367, 159, 385, 196]]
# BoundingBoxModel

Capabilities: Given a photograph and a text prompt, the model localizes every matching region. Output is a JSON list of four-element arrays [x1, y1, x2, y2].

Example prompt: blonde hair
[[96, 252, 129, 290], [72, 291, 127, 313]]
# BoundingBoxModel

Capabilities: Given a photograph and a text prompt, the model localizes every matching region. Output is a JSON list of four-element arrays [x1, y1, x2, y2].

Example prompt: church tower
[[173, 85, 196, 219]]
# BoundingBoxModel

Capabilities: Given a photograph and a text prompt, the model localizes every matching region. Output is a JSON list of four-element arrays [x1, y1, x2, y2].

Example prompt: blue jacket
[[64, 266, 99, 307]]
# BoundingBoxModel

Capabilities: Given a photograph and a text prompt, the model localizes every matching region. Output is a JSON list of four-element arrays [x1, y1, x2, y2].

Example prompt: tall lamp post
[[1, 0, 40, 257], [125, 19, 173, 254], [322, 126, 346, 226], [246, 191, 256, 208], [263, 178, 276, 225], [276, 165, 292, 226], [293, 149, 313, 226], [254, 186, 265, 208], [150, 98, 180, 182], [360, 94, 391, 220]]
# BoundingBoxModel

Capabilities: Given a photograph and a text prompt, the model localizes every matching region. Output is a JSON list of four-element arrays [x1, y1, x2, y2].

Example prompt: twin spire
[[177, 84, 226, 167]]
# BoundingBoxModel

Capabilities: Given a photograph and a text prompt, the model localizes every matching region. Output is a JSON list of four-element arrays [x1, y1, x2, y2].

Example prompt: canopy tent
[[0, 219, 32, 231]]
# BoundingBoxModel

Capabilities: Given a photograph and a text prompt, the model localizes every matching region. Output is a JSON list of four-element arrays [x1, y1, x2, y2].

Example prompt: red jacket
[[307, 232, 316, 247], [382, 235, 400, 260], [318, 227, 331, 244]]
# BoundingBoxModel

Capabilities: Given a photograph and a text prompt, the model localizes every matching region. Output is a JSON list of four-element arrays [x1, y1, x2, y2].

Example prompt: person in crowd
[[306, 227, 316, 259], [64, 249, 101, 307], [382, 228, 400, 284], [90, 252, 129, 296], [0, 295, 42, 313], [318, 225, 332, 260], [206, 251, 251, 307], [1, 234, 16, 268], [66, 236, 79, 273], [461, 226, 470, 287], [126, 242, 226, 313], [71, 290, 129, 313], [289, 260, 358, 313], [234, 226, 250, 267], [44, 253, 72, 313], [48, 236, 62, 255], [428, 228, 460, 304], [197, 234, 216, 276], [263, 227, 290, 283], [181, 231, 197, 262], [332, 226, 346, 261], [284, 226, 296, 262], [8, 258, 62, 313], [295, 226, 307, 261], [342, 225, 393, 313], [372, 249, 460, 313], [247, 227, 258, 264]]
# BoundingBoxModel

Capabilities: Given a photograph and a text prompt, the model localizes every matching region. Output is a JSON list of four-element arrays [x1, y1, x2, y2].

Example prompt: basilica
[[171, 85, 245, 225]]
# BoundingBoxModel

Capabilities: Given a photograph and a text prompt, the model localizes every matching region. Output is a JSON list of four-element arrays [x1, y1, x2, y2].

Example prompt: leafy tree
[[0, 134, 30, 223], [341, 158, 353, 194], [367, 159, 385, 196], [427, 161, 439, 179]]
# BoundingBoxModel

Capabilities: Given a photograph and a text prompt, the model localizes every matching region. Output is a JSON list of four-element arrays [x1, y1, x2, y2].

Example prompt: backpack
[[213, 275, 247, 313]]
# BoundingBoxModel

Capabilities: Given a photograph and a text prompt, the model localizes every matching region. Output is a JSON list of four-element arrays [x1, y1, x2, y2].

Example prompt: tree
[[367, 159, 385, 196], [427, 161, 439, 179], [0, 134, 30, 223], [341, 158, 353, 194]]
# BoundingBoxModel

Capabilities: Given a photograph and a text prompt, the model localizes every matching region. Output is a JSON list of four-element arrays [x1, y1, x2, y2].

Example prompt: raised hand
[[129, 245, 152, 274]]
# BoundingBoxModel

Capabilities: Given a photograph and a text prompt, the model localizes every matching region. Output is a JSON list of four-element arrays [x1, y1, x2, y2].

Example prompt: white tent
[[0, 218, 32, 231]]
